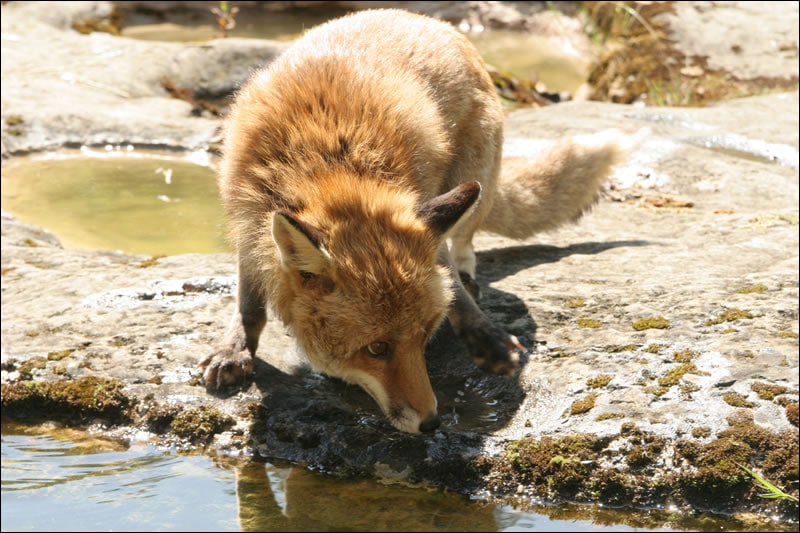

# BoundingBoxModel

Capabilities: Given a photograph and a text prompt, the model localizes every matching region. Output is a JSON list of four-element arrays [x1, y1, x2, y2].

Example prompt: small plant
[[738, 464, 798, 503], [210, 1, 239, 38]]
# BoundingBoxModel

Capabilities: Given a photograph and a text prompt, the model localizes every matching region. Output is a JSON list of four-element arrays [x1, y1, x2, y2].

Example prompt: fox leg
[[199, 253, 266, 389], [450, 229, 481, 302], [439, 246, 521, 374]]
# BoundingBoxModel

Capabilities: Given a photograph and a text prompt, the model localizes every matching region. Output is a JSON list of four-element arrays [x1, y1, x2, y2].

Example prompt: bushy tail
[[482, 129, 644, 239]]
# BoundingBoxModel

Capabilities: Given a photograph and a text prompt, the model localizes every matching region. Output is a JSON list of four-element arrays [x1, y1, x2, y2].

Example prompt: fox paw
[[199, 347, 254, 390], [462, 321, 523, 375]]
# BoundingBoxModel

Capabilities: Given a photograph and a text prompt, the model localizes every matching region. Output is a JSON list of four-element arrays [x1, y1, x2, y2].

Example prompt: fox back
[[217, 9, 500, 432]]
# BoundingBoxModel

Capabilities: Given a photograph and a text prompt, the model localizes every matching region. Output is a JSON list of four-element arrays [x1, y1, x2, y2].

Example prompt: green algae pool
[[0, 148, 230, 256]]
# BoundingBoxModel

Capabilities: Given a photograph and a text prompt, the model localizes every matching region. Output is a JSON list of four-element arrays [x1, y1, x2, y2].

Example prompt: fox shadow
[[246, 238, 651, 493]]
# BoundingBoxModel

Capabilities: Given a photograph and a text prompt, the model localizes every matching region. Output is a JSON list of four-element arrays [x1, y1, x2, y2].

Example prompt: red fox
[[200, 9, 632, 433]]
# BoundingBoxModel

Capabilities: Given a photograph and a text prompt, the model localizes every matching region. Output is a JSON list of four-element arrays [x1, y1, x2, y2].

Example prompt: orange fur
[[200, 9, 634, 433]]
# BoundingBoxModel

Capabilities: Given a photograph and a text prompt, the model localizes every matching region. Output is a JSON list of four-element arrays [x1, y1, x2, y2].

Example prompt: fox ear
[[272, 212, 330, 273], [418, 180, 482, 238]]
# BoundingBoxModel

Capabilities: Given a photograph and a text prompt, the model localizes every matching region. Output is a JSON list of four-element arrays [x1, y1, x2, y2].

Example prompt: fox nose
[[419, 413, 441, 433]]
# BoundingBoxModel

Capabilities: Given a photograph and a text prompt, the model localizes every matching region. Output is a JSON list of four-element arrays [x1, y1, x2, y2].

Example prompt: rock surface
[[1, 0, 798, 518]]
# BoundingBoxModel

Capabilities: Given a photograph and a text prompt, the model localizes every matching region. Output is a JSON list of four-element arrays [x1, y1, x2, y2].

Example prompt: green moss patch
[[587, 375, 613, 389], [1, 377, 133, 424], [705, 308, 753, 326], [658, 363, 700, 387], [672, 350, 697, 363], [480, 419, 798, 519], [569, 394, 598, 415], [737, 283, 768, 294], [723, 392, 755, 408], [751, 382, 789, 401], [170, 406, 235, 443], [632, 317, 670, 331], [577, 318, 603, 329]]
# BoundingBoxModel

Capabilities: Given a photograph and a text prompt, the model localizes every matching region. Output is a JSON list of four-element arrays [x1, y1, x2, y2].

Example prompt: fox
[[199, 9, 633, 433]]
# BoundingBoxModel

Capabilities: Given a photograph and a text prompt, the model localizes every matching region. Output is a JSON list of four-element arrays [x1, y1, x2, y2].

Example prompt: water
[[120, 5, 589, 94], [3, 422, 794, 532], [0, 148, 229, 256]]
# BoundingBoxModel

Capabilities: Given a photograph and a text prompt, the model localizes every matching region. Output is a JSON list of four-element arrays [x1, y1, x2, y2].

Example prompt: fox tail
[[482, 129, 645, 239]]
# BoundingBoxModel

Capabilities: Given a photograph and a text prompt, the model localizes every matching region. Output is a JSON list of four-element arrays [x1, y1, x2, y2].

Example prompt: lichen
[[723, 392, 755, 408], [632, 317, 670, 331], [737, 283, 768, 294], [643, 344, 664, 353], [47, 349, 74, 361], [570, 393, 597, 415], [705, 308, 753, 326], [137, 255, 165, 268], [595, 412, 625, 421], [750, 382, 789, 401], [657, 363, 699, 387], [566, 297, 586, 308], [607, 344, 638, 353], [587, 375, 612, 389], [673, 350, 697, 363], [577, 318, 603, 329]]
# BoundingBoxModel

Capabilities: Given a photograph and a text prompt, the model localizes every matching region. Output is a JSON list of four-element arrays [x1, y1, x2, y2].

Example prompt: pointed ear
[[272, 212, 330, 273], [417, 181, 482, 238]]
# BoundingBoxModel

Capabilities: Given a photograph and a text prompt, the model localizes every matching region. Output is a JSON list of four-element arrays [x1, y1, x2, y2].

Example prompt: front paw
[[199, 347, 254, 390], [461, 320, 523, 375]]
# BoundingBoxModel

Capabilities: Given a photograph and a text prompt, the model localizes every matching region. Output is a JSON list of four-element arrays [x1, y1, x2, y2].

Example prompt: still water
[[120, 4, 589, 94], [0, 149, 229, 256], [0, 422, 718, 532]]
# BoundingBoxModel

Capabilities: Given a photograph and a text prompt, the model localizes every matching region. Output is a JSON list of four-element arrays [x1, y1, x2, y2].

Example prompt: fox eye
[[366, 341, 390, 358]]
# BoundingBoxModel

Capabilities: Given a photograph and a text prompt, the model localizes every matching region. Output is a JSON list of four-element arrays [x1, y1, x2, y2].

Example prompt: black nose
[[419, 413, 441, 433]]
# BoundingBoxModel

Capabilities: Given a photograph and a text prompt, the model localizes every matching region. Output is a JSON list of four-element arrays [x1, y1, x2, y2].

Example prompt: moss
[[47, 349, 74, 361], [595, 412, 625, 421], [750, 382, 789, 401], [24, 331, 39, 337], [5, 115, 24, 125], [777, 331, 799, 338], [645, 385, 670, 397], [587, 375, 612, 389], [691, 426, 711, 439], [22, 238, 39, 247], [566, 297, 586, 308], [658, 363, 699, 387], [680, 382, 700, 399], [632, 317, 670, 331], [705, 308, 753, 326], [170, 406, 235, 443], [626, 441, 664, 468], [482, 416, 798, 518], [137, 255, 165, 268], [643, 344, 663, 354], [737, 283, 768, 294], [577, 318, 603, 329], [607, 344, 638, 353], [722, 327, 739, 334], [17, 356, 48, 378], [1, 377, 133, 424], [786, 403, 798, 427], [723, 392, 755, 408], [570, 393, 598, 415], [673, 350, 697, 363]]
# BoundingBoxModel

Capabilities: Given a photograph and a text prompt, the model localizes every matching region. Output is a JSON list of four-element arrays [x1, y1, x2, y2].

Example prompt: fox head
[[270, 179, 481, 433]]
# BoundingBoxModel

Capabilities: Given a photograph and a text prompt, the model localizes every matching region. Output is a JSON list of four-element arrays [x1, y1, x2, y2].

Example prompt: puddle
[[120, 5, 589, 94], [0, 148, 229, 256], [4, 421, 790, 532]]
